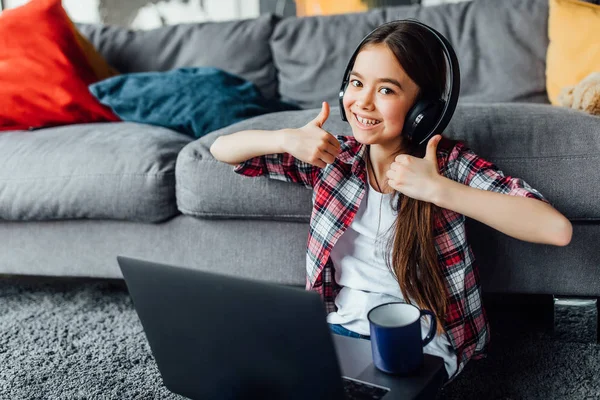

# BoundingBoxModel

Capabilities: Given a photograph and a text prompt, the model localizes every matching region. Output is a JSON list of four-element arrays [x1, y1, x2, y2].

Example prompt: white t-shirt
[[325, 177, 458, 378]]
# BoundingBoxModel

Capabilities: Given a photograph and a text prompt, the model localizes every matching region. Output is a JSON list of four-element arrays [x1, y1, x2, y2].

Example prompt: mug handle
[[420, 309, 437, 347]]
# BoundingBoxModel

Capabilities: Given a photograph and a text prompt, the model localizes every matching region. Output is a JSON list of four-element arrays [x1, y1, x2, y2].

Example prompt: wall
[[1, 0, 473, 28], [2, 0, 260, 28]]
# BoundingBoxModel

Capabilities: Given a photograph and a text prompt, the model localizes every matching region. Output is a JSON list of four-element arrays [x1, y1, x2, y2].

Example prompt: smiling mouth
[[353, 113, 382, 128]]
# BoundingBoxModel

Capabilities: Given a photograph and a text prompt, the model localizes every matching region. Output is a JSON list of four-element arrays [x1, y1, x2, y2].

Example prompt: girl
[[210, 21, 572, 384]]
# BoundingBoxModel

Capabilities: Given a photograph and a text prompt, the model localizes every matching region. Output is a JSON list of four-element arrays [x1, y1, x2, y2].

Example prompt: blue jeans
[[328, 323, 371, 340]]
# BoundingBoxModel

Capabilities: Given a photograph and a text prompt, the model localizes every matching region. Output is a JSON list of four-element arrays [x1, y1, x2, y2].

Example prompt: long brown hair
[[361, 21, 453, 334]]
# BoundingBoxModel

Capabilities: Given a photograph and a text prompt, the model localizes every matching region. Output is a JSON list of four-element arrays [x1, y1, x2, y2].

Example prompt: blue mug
[[367, 302, 437, 375]]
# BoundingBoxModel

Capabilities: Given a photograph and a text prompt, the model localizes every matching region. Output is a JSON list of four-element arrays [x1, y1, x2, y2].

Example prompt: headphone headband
[[339, 19, 461, 146]]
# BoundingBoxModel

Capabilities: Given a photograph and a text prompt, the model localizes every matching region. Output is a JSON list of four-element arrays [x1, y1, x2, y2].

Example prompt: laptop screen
[[117, 256, 346, 400]]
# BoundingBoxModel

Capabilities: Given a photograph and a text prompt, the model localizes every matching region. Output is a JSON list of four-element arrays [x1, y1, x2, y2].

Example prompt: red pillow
[[0, 0, 120, 131]]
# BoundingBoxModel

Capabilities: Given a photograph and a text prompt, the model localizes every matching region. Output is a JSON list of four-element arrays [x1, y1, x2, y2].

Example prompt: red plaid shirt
[[234, 135, 548, 380]]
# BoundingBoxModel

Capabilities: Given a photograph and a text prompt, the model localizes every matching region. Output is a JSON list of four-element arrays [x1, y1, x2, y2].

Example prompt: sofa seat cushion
[[0, 122, 191, 222], [176, 104, 600, 222], [176, 110, 321, 221]]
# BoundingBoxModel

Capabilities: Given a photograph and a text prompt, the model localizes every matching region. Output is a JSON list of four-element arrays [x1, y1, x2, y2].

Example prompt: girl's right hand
[[280, 101, 341, 168]]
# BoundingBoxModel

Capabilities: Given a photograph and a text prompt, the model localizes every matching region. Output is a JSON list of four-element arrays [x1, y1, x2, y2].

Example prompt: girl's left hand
[[386, 135, 444, 203]]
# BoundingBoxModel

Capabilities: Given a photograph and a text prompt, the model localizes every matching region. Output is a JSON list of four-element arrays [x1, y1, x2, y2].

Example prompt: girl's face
[[343, 43, 420, 149]]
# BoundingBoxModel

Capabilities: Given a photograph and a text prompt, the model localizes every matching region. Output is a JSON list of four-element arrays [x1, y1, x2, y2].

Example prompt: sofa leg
[[553, 296, 598, 343]]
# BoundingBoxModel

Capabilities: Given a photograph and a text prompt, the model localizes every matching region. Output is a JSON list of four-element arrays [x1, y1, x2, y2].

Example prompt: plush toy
[[557, 72, 600, 116]]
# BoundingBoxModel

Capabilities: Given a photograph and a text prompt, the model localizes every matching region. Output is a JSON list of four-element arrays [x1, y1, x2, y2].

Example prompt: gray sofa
[[2, 0, 599, 305]]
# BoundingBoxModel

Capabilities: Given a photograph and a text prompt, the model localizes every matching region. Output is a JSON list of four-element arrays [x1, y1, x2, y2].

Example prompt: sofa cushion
[[0, 123, 190, 222], [176, 104, 600, 222], [77, 14, 280, 100], [546, 0, 600, 105], [89, 67, 300, 139], [0, 0, 120, 131], [271, 0, 550, 109], [176, 111, 317, 221]]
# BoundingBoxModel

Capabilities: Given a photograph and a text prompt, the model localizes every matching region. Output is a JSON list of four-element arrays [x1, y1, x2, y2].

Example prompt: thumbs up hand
[[311, 100, 330, 128], [280, 102, 341, 169], [385, 135, 444, 203]]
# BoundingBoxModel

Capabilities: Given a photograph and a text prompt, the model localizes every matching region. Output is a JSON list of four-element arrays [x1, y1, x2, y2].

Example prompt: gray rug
[[0, 278, 598, 399]]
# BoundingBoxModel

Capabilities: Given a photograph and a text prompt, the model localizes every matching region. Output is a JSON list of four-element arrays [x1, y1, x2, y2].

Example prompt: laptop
[[117, 256, 446, 400]]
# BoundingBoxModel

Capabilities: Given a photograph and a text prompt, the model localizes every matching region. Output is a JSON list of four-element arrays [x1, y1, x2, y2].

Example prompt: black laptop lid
[[117, 256, 345, 400]]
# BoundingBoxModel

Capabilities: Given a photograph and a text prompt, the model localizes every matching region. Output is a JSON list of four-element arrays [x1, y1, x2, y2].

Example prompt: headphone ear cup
[[402, 100, 431, 141], [339, 82, 348, 121], [403, 99, 445, 144]]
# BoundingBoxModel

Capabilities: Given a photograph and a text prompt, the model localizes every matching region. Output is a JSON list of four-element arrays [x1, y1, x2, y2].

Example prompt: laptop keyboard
[[342, 377, 389, 399]]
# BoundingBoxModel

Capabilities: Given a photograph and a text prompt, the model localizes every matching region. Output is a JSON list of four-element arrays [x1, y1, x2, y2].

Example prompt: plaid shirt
[[234, 135, 548, 380]]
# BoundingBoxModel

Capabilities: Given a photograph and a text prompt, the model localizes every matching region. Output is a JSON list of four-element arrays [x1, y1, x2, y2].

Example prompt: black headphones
[[338, 19, 460, 146]]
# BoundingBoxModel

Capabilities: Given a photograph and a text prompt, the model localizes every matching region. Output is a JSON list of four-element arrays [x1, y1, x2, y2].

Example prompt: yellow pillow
[[72, 27, 120, 80], [546, 0, 600, 105], [64, 16, 119, 80]]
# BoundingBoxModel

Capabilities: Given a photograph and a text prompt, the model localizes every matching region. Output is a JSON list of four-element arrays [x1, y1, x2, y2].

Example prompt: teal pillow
[[89, 67, 299, 138]]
